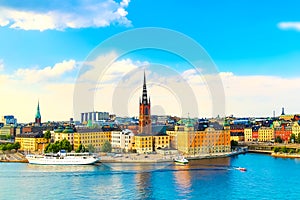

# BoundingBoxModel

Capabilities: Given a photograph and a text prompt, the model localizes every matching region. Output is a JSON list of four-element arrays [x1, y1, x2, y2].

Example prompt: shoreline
[[0, 152, 29, 163], [271, 152, 300, 159], [2, 150, 300, 164]]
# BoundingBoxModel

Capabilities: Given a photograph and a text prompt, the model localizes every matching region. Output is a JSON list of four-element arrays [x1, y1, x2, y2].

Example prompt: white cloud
[[278, 22, 300, 31], [0, 0, 131, 31], [2, 54, 300, 122], [14, 59, 77, 83], [0, 59, 78, 122]]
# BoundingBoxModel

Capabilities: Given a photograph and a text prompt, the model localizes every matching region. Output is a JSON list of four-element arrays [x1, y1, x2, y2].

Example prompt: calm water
[[1, 153, 300, 200]]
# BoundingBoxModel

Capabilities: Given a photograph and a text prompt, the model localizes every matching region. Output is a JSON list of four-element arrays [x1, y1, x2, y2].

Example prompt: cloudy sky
[[1, 0, 300, 122]]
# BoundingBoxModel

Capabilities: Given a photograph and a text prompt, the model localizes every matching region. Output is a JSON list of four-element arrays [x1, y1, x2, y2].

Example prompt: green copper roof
[[185, 117, 194, 128], [54, 126, 64, 133], [35, 101, 41, 119], [223, 119, 230, 126], [62, 126, 74, 133]]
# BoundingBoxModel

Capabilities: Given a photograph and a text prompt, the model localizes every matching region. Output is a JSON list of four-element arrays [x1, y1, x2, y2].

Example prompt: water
[[1, 153, 300, 200]]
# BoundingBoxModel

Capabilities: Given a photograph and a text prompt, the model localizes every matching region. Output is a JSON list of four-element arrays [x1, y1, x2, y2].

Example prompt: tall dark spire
[[35, 100, 41, 119], [35, 100, 41, 125], [142, 70, 148, 105]]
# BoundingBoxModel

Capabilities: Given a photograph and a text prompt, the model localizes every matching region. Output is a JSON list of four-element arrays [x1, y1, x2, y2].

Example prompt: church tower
[[139, 71, 152, 134], [35, 101, 41, 125]]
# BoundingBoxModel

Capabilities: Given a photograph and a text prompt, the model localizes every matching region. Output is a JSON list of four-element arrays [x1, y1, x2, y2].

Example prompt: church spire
[[142, 70, 148, 105], [35, 100, 41, 125], [139, 70, 151, 134]]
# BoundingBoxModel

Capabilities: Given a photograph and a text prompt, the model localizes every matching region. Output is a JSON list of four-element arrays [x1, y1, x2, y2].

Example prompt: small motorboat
[[174, 157, 189, 165], [235, 167, 247, 172]]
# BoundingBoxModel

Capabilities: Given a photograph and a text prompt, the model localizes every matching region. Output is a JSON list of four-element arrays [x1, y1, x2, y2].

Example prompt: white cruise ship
[[26, 150, 99, 165]]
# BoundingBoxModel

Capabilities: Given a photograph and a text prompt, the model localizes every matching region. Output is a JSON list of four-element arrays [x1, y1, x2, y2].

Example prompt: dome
[[185, 118, 194, 128], [62, 126, 74, 133], [54, 126, 64, 133]]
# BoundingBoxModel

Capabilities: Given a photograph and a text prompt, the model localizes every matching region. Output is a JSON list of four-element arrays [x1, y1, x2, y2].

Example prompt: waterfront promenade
[[0, 151, 28, 163]]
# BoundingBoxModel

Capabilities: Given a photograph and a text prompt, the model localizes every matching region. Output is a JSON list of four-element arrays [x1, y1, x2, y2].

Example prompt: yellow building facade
[[167, 124, 231, 155], [292, 122, 300, 138], [15, 133, 48, 152], [153, 134, 170, 151], [244, 128, 253, 142], [258, 127, 274, 142], [134, 135, 153, 154], [73, 129, 112, 151]]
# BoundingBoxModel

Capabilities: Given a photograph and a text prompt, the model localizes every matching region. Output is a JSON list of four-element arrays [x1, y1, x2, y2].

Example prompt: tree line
[[0, 142, 20, 151], [273, 146, 300, 154], [44, 139, 112, 153]]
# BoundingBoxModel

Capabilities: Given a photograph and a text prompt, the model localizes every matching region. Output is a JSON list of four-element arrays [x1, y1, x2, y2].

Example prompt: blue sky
[[0, 0, 300, 122]]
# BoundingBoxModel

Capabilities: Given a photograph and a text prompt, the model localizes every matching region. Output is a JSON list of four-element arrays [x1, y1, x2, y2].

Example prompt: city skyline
[[1, 0, 300, 122]]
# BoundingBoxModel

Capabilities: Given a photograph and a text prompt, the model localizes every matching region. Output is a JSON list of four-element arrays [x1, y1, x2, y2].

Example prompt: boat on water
[[235, 167, 247, 172], [26, 150, 99, 165], [174, 157, 189, 165]]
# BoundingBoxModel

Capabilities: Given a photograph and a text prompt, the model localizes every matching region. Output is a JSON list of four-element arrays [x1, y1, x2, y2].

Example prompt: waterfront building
[[274, 124, 292, 142], [111, 129, 135, 152], [53, 125, 75, 146], [229, 124, 245, 142], [15, 132, 48, 152], [167, 119, 230, 155], [73, 128, 113, 151], [258, 127, 274, 142], [134, 134, 153, 154], [252, 126, 259, 141], [153, 133, 170, 151], [139, 71, 152, 134], [292, 121, 300, 138], [244, 128, 252, 142]]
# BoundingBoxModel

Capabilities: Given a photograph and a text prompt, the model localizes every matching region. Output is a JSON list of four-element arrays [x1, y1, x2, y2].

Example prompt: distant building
[[2, 115, 17, 126], [80, 111, 109, 124]]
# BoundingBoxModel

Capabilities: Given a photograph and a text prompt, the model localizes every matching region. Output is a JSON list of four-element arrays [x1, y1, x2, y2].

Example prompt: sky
[[0, 0, 300, 122]]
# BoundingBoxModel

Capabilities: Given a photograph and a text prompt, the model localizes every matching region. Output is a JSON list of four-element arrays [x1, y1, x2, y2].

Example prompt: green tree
[[289, 149, 296, 154], [44, 130, 51, 140], [87, 144, 95, 153], [273, 147, 280, 153], [290, 134, 296, 143], [6, 143, 13, 151], [101, 140, 112, 153], [13, 142, 20, 150], [281, 146, 288, 153], [75, 144, 86, 153], [275, 136, 283, 143], [297, 135, 300, 144], [60, 139, 72, 152], [46, 140, 73, 153], [230, 140, 238, 147]]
